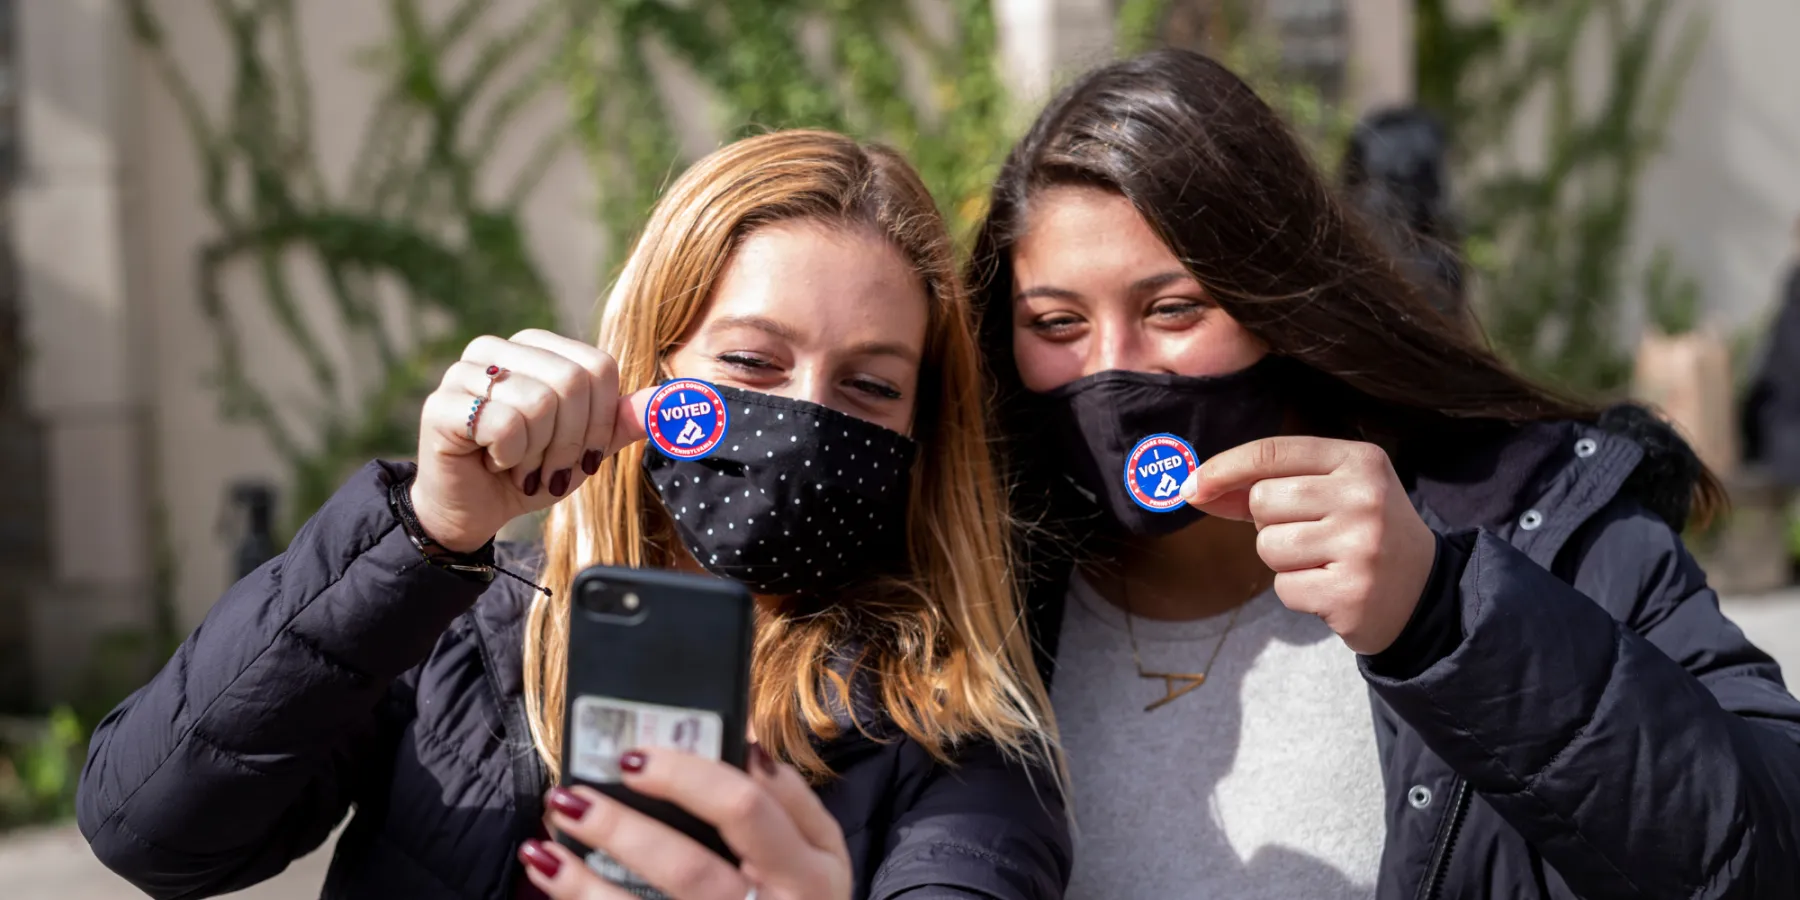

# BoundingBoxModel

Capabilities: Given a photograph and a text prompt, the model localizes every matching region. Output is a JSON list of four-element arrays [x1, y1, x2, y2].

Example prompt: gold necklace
[[1121, 580, 1250, 713]]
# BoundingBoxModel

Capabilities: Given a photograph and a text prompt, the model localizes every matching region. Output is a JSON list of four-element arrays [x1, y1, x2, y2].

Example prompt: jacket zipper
[[473, 622, 548, 899], [1415, 779, 1472, 900]]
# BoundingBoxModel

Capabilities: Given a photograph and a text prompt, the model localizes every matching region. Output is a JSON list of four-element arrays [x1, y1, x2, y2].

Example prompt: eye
[[846, 377, 902, 400], [1027, 312, 1085, 338], [717, 352, 774, 371], [1149, 299, 1206, 325]]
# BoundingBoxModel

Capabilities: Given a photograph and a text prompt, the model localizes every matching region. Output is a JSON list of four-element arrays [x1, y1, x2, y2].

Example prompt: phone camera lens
[[579, 580, 642, 619]]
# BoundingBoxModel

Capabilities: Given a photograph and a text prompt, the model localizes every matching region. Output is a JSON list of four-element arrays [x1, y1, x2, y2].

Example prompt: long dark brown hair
[[968, 49, 1722, 543]]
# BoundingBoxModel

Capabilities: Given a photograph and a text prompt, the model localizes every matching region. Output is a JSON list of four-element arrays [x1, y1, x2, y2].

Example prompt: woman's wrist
[[389, 477, 498, 581], [402, 476, 496, 554]]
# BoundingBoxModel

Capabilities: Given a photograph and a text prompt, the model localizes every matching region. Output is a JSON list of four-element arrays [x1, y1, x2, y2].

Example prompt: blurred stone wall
[[14, 0, 151, 707], [1629, 0, 1800, 341], [0, 0, 47, 711]]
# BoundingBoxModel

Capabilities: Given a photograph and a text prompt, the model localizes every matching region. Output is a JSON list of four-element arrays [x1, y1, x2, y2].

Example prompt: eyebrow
[[1126, 271, 1196, 297], [707, 314, 920, 363], [1014, 270, 1196, 303], [709, 314, 802, 342]]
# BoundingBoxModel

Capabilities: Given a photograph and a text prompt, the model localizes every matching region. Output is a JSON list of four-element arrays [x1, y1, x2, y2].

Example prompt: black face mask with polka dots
[[642, 384, 918, 597]]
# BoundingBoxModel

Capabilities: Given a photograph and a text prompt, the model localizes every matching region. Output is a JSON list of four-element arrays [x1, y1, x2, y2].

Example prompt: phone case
[[558, 565, 754, 867]]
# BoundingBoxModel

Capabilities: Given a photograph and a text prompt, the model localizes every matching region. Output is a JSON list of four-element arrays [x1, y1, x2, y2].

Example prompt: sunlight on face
[[667, 219, 929, 435], [1010, 186, 1266, 392]]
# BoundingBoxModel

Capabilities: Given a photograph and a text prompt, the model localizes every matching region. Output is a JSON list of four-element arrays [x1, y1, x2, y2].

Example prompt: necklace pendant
[[1141, 671, 1206, 712]]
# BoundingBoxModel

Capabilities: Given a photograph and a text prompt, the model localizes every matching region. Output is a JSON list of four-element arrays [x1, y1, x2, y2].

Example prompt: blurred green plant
[[0, 707, 83, 830], [557, 0, 1012, 261], [0, 624, 187, 832], [128, 0, 1710, 534], [1130, 1, 1704, 398], [1643, 245, 1703, 336], [1123, 0, 1355, 167], [127, 0, 564, 533], [1418, 0, 1707, 395], [130, 0, 1018, 535]]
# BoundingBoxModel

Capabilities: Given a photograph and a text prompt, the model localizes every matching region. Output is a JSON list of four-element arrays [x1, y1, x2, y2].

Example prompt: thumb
[[607, 387, 654, 455], [1179, 468, 1253, 521]]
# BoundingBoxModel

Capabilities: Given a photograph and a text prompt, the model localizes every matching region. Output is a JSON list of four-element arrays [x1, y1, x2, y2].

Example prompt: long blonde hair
[[529, 130, 1059, 781]]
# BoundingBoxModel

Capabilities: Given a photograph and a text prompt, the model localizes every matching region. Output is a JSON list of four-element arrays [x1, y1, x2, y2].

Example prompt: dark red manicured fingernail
[[749, 742, 777, 777], [522, 470, 542, 496], [547, 786, 591, 819], [619, 750, 647, 773], [548, 468, 572, 497], [518, 840, 561, 878], [581, 449, 603, 475]]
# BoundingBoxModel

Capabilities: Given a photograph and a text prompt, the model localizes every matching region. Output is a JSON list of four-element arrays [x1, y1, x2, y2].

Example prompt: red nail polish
[[522, 470, 542, 496], [549, 468, 572, 497], [546, 786, 591, 819], [581, 449, 603, 475], [619, 750, 647, 773], [748, 742, 777, 777], [518, 840, 561, 879]]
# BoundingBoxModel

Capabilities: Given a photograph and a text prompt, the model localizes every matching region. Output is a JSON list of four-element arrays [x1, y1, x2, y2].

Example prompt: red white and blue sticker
[[1124, 433, 1199, 512], [646, 379, 729, 461]]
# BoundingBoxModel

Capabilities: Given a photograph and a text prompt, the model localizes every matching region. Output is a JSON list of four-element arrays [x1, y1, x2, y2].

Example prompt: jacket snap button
[[1574, 437, 1598, 458], [1408, 785, 1432, 809], [1519, 509, 1544, 531]]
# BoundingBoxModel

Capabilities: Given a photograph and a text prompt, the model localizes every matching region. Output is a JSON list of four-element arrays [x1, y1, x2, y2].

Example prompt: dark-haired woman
[[971, 49, 1800, 900]]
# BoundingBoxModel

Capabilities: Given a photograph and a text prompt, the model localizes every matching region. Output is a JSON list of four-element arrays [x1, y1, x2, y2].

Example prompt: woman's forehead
[[697, 222, 929, 351]]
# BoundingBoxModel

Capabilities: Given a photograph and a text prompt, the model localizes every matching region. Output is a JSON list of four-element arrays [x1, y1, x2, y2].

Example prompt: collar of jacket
[[1407, 402, 1704, 569], [1407, 420, 1637, 569]]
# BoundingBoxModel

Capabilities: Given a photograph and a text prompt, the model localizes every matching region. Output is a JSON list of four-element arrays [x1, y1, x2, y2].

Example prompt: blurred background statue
[[1338, 106, 1468, 328]]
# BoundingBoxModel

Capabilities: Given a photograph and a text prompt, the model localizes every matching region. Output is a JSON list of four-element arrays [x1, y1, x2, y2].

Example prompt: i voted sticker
[[1124, 433, 1199, 513], [646, 379, 729, 460]]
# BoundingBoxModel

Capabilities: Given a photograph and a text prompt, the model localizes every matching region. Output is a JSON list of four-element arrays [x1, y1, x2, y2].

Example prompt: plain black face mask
[[1041, 356, 1293, 537], [642, 383, 917, 596]]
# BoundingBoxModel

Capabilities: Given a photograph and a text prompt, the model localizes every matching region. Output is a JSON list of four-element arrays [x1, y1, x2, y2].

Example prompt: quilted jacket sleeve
[[1363, 504, 1800, 899], [76, 461, 492, 900], [869, 742, 1071, 900]]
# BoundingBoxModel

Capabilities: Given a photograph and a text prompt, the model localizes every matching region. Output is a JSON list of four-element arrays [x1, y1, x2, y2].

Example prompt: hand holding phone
[[558, 566, 754, 864], [530, 566, 850, 900], [523, 749, 853, 900]]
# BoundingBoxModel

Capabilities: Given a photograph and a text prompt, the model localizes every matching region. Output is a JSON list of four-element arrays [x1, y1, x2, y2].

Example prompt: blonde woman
[[78, 131, 1068, 900]]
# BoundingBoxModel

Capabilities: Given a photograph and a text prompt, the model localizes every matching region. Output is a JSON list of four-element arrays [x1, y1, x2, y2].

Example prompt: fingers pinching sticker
[[1124, 433, 1199, 512], [646, 379, 729, 460]]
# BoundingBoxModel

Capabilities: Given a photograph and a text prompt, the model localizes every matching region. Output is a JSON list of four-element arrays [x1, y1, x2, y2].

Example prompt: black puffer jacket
[[1030, 412, 1800, 899], [77, 461, 1070, 900]]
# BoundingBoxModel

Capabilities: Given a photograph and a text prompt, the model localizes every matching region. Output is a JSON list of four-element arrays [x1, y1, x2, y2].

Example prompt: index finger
[[750, 747, 847, 858], [1185, 436, 1365, 511]]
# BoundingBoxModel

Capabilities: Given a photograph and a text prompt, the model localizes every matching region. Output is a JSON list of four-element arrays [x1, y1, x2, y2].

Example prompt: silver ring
[[743, 888, 757, 900]]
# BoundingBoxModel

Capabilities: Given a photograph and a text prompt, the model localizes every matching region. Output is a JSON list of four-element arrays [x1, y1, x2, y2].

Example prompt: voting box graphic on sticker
[[646, 379, 730, 461], [1124, 433, 1199, 513]]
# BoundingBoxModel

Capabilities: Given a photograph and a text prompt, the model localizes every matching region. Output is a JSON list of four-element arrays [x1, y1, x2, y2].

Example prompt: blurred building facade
[[0, 0, 42, 711], [5, 0, 1799, 707]]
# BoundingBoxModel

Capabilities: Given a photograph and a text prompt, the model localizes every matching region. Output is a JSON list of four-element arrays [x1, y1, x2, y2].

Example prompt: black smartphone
[[558, 565, 754, 865]]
